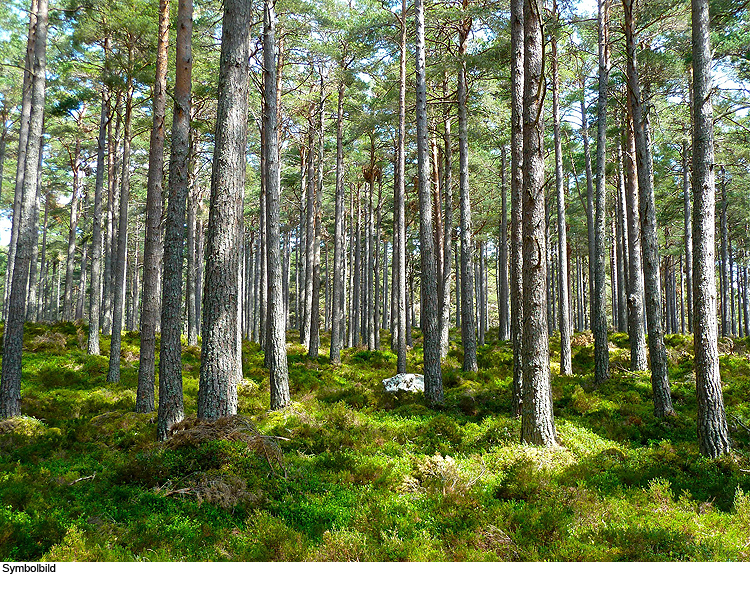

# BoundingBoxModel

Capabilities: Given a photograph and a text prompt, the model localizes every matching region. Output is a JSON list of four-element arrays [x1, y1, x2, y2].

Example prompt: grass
[[1, 323, 750, 561]]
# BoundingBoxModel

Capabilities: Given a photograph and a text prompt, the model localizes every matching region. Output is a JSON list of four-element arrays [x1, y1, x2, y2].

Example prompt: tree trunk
[[0, 0, 47, 417], [521, 0, 556, 445], [308, 79, 324, 359], [263, 0, 290, 408], [106, 57, 134, 384], [415, 0, 443, 405], [137, 0, 170, 413], [102, 92, 120, 336], [197, 0, 250, 419], [510, 0, 524, 417], [458, 17, 477, 372], [26, 137, 43, 322], [302, 122, 315, 349], [720, 172, 728, 337], [4, 0, 38, 323], [186, 132, 199, 345], [64, 137, 82, 321], [593, 0, 610, 384], [624, 0, 673, 416], [158, 0, 191, 439], [440, 94, 453, 357], [330, 77, 346, 363], [623, 112, 648, 372], [88, 85, 109, 355], [395, 0, 408, 372], [691, 0, 730, 457], [498, 145, 509, 341], [615, 148, 628, 332], [681, 143, 693, 333], [552, 15, 571, 375], [580, 85, 594, 331], [75, 238, 88, 321]]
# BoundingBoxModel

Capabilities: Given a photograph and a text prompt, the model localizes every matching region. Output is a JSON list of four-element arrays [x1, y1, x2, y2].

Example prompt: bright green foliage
[[1, 323, 750, 561]]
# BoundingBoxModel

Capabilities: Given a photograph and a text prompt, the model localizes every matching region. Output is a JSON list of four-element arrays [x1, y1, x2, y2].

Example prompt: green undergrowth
[[2, 322, 750, 561]]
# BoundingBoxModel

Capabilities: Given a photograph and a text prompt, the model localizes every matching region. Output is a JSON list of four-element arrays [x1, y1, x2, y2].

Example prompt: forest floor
[[2, 322, 750, 561]]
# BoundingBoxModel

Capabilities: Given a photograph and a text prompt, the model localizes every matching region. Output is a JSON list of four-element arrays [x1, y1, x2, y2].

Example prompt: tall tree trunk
[[498, 144, 509, 341], [102, 91, 121, 336], [580, 84, 594, 331], [158, 0, 191, 439], [623, 110, 648, 371], [88, 85, 109, 355], [593, 0, 610, 383], [26, 137, 43, 322], [259, 132, 269, 351], [263, 0, 290, 408], [510, 0, 524, 417], [63, 137, 82, 321], [439, 91, 453, 357], [330, 77, 346, 363], [4, 0, 38, 323], [624, 0, 673, 416], [521, 0, 556, 445], [374, 177, 382, 350], [458, 16, 477, 372], [552, 14, 571, 375], [691, 0, 730, 457], [75, 238, 88, 321], [302, 122, 315, 349], [106, 56, 134, 384], [186, 130, 199, 345], [720, 171, 729, 337], [137, 0, 170, 413], [415, 0, 443, 405], [394, 0, 408, 372], [309, 78, 324, 360], [197, 0, 250, 419], [682, 142, 693, 333], [615, 148, 628, 332], [0, 0, 47, 417]]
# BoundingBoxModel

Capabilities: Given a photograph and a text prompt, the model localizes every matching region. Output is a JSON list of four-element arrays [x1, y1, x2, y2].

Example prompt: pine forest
[[1, 0, 750, 563]]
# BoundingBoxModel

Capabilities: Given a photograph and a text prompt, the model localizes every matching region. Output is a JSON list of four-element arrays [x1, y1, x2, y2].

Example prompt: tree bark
[[521, 0, 556, 445], [26, 137, 43, 322], [552, 15, 571, 375], [0, 0, 47, 417], [158, 0, 191, 439], [308, 77, 325, 359], [395, 0, 407, 373], [458, 17, 477, 372], [440, 92, 453, 357], [623, 111, 648, 371], [580, 83, 594, 331], [593, 0, 610, 384], [498, 145, 509, 341], [4, 0, 38, 323], [137, 0, 170, 413], [63, 135, 82, 321], [330, 75, 346, 363], [510, 0, 524, 417], [106, 54, 134, 384], [623, 0, 673, 416], [102, 91, 120, 336], [88, 86, 109, 355], [691, 0, 730, 457], [198, 0, 250, 419], [263, 0, 291, 409], [302, 120, 315, 349], [415, 0, 443, 405]]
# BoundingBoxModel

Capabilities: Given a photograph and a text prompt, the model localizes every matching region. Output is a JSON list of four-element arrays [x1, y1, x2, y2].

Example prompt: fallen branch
[[69, 473, 96, 485]]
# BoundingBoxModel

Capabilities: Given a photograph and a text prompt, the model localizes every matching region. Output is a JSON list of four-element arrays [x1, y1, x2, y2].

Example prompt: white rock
[[382, 373, 425, 394]]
